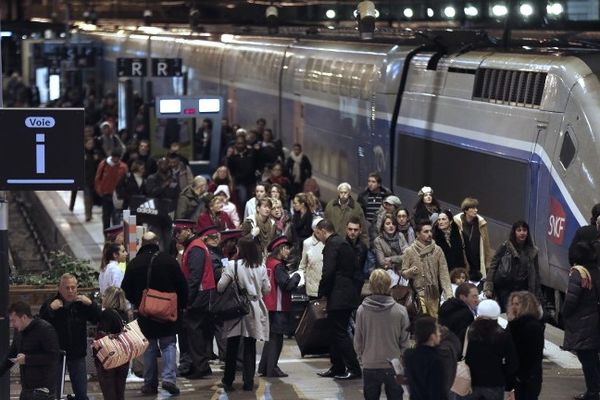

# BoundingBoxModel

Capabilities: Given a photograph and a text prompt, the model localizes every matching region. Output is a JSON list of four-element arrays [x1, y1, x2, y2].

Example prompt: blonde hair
[[102, 286, 129, 312], [369, 269, 391, 295], [507, 291, 542, 320]]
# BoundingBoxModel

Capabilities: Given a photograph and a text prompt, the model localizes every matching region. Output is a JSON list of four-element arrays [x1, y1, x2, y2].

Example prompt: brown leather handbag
[[139, 252, 178, 322]]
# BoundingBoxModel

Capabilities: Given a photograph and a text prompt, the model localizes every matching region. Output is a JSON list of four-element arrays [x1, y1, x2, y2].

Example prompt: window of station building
[[559, 130, 576, 170]]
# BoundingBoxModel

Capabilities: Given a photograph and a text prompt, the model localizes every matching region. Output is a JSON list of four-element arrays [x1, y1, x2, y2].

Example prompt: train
[[77, 27, 600, 314]]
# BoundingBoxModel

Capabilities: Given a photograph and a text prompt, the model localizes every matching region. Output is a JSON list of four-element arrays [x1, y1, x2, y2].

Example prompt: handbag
[[391, 281, 423, 320], [92, 313, 149, 370], [494, 244, 514, 287], [139, 252, 178, 322], [451, 327, 472, 396], [209, 260, 250, 321]]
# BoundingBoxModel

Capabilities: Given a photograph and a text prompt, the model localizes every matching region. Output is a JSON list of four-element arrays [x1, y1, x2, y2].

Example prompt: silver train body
[[86, 29, 600, 308]]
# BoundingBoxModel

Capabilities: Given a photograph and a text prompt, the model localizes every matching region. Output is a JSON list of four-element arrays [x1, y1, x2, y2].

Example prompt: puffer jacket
[[562, 265, 600, 351]]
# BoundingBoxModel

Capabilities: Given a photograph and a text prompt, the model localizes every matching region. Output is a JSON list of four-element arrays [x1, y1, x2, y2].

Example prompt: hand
[[484, 290, 493, 299], [409, 265, 419, 274], [76, 295, 92, 306], [49, 299, 63, 311], [251, 227, 260, 237], [10, 353, 25, 365], [506, 390, 515, 400]]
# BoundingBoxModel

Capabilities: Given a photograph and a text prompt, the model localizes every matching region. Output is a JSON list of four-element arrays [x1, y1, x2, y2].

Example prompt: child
[[441, 268, 467, 303]]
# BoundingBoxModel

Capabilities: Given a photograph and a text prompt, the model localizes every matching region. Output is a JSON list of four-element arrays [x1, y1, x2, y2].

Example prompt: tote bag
[[209, 260, 250, 321], [93, 317, 149, 369], [451, 327, 472, 396]]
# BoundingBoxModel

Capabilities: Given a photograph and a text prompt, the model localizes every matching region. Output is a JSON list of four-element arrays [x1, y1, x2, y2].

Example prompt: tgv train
[[85, 28, 600, 312]]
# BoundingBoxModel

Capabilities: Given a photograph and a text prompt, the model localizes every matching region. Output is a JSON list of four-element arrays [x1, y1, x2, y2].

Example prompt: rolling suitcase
[[57, 350, 67, 400], [294, 299, 330, 357]]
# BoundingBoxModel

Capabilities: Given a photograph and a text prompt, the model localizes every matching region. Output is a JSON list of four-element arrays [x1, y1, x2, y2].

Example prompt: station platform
[[18, 189, 588, 399]]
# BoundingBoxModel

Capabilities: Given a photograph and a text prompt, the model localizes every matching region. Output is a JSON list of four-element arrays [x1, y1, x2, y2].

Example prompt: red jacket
[[94, 158, 128, 196], [263, 256, 292, 312], [181, 237, 215, 291], [196, 210, 235, 233]]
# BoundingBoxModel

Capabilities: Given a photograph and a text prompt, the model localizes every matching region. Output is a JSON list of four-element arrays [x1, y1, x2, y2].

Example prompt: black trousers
[[328, 309, 361, 375], [223, 336, 256, 389], [184, 310, 214, 375], [95, 359, 128, 400], [258, 332, 284, 376], [577, 350, 600, 395], [101, 195, 115, 231]]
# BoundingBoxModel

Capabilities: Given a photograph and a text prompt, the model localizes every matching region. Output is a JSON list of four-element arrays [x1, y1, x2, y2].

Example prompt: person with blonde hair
[[354, 269, 410, 399], [95, 286, 130, 400]]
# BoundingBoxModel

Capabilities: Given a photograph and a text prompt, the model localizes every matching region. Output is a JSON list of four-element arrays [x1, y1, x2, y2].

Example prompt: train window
[[559, 130, 576, 169], [350, 63, 361, 98], [304, 58, 315, 90], [322, 59, 333, 93], [360, 64, 377, 99], [340, 62, 353, 96], [329, 61, 341, 95], [313, 58, 323, 91]]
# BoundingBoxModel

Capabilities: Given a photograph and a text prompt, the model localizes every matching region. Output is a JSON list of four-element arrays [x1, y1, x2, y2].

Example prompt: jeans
[[577, 350, 600, 394], [458, 386, 504, 400], [363, 368, 403, 400], [143, 335, 178, 388], [55, 357, 88, 400], [328, 309, 361, 375]]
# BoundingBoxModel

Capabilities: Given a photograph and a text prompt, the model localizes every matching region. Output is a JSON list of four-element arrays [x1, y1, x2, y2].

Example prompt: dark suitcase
[[294, 299, 330, 357], [289, 291, 309, 336]]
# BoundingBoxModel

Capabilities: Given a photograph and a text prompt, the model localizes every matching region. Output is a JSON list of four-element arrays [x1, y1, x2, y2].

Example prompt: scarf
[[442, 227, 452, 247], [412, 239, 439, 286], [256, 214, 275, 251], [383, 231, 402, 255], [289, 151, 303, 183]]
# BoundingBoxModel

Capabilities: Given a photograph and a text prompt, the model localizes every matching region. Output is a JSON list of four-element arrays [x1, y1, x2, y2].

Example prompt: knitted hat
[[418, 186, 433, 197], [383, 195, 402, 206], [477, 299, 501, 320]]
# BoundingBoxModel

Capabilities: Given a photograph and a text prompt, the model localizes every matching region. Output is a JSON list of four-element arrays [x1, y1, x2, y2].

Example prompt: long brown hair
[[237, 235, 263, 268]]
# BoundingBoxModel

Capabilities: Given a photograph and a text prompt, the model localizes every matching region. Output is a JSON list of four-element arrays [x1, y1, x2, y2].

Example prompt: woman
[[214, 184, 241, 228], [372, 195, 402, 241], [563, 241, 600, 400], [484, 220, 543, 311], [94, 286, 130, 400], [217, 235, 271, 392], [267, 162, 291, 196], [459, 299, 518, 400], [241, 198, 276, 254], [258, 237, 301, 377], [285, 143, 312, 198], [197, 196, 236, 233], [396, 207, 416, 245], [433, 210, 468, 273], [270, 198, 292, 239], [506, 291, 545, 400], [208, 165, 239, 210], [99, 242, 127, 295], [355, 269, 410, 400], [115, 159, 147, 212], [291, 193, 313, 246], [373, 214, 408, 275], [413, 186, 441, 224], [270, 183, 288, 210]]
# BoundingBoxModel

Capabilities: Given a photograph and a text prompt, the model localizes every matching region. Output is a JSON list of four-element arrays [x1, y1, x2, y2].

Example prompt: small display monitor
[[159, 99, 182, 114], [198, 98, 220, 113]]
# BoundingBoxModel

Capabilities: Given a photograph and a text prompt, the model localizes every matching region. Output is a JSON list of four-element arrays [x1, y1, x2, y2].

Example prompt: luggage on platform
[[294, 298, 330, 357]]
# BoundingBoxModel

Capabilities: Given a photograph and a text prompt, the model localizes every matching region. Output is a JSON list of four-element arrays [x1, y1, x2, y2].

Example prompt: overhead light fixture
[[143, 9, 152, 25], [326, 9, 336, 19], [520, 3, 534, 17], [443, 6, 456, 18], [356, 1, 377, 40], [464, 5, 479, 17], [266, 6, 279, 34], [427, 8, 435, 17], [403, 8, 413, 18], [492, 4, 508, 17], [547, 3, 564, 16]]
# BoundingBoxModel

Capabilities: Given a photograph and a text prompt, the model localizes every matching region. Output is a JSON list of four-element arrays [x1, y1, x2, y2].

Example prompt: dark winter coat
[[115, 172, 147, 210], [284, 154, 312, 186], [438, 298, 475, 346], [464, 319, 519, 390], [226, 149, 257, 186], [433, 224, 467, 271], [175, 185, 207, 221], [40, 294, 101, 360], [291, 211, 313, 245], [317, 234, 362, 311], [507, 315, 544, 388], [562, 265, 600, 350], [404, 345, 446, 400], [121, 243, 188, 339], [569, 225, 600, 264], [437, 328, 461, 399], [0, 318, 60, 392]]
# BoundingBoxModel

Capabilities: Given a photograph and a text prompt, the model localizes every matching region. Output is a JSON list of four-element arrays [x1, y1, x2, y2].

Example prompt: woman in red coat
[[197, 196, 236, 232]]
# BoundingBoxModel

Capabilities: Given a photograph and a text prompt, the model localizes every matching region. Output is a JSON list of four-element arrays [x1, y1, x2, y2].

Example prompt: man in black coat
[[1, 302, 60, 400], [346, 216, 368, 284], [315, 219, 362, 380], [121, 231, 188, 396], [438, 282, 479, 346], [569, 203, 600, 264], [40, 273, 101, 400]]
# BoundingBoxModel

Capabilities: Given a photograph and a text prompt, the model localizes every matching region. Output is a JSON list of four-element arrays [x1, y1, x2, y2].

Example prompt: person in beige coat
[[401, 221, 453, 318], [298, 217, 325, 298], [453, 197, 493, 282]]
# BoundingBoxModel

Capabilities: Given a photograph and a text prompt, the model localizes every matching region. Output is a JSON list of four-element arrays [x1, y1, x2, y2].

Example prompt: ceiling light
[[427, 8, 435, 17], [443, 6, 456, 18], [547, 3, 564, 15], [520, 3, 534, 17], [492, 4, 508, 17], [403, 8, 413, 18], [464, 6, 479, 17], [326, 9, 336, 19]]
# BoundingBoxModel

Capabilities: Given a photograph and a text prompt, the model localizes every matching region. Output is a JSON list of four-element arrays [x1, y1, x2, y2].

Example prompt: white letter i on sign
[[36, 133, 45, 174]]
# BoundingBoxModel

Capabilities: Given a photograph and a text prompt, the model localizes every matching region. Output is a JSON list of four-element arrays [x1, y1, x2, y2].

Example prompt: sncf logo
[[548, 197, 566, 245]]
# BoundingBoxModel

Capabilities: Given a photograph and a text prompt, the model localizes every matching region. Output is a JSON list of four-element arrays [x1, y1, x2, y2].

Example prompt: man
[[357, 172, 392, 227], [133, 139, 157, 177], [315, 219, 362, 380], [346, 216, 368, 284], [94, 149, 128, 231], [243, 182, 269, 219], [40, 274, 101, 400], [176, 222, 218, 379], [121, 231, 188, 395], [98, 120, 125, 157], [146, 157, 180, 210], [438, 282, 479, 345], [168, 152, 194, 194], [176, 175, 209, 221], [401, 222, 453, 318], [1, 302, 60, 400], [284, 143, 312, 198], [569, 203, 600, 264], [194, 118, 212, 160], [453, 197, 493, 281], [299, 217, 325, 299], [226, 135, 257, 206], [324, 182, 369, 246]]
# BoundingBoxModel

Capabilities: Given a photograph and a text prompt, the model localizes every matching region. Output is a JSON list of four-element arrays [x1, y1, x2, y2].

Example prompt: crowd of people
[[2, 83, 600, 400]]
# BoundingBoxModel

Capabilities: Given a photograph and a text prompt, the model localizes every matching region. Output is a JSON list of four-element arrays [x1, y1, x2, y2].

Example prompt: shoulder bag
[[451, 327, 472, 396], [209, 260, 250, 321], [93, 311, 149, 369], [494, 244, 514, 287], [139, 252, 178, 322]]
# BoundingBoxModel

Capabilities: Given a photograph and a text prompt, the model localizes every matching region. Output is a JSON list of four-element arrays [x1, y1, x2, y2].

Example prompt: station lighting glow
[[326, 9, 336, 19], [464, 6, 479, 17], [492, 4, 508, 17], [547, 3, 564, 15], [403, 8, 414, 18], [520, 3, 534, 16], [159, 99, 182, 114], [427, 8, 435, 17], [443, 6, 456, 18]]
